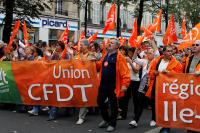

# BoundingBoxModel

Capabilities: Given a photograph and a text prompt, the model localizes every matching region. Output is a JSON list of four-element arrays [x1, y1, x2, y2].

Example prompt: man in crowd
[[96, 38, 130, 132], [182, 41, 200, 133], [146, 45, 183, 133], [76, 39, 98, 125]]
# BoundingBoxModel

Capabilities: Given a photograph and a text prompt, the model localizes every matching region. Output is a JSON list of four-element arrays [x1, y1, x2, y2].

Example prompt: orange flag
[[119, 37, 126, 46], [129, 19, 138, 47], [23, 21, 30, 47], [163, 15, 178, 45], [81, 31, 85, 39], [178, 22, 200, 50], [77, 31, 86, 53], [141, 25, 153, 37], [59, 25, 69, 44], [88, 32, 98, 43], [102, 3, 116, 34], [59, 26, 69, 59], [150, 9, 162, 32], [181, 17, 187, 38], [5, 20, 21, 53]]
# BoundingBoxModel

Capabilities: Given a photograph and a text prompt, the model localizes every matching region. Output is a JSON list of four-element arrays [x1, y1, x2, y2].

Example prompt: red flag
[[81, 31, 85, 39], [150, 9, 162, 32], [181, 17, 187, 38], [77, 31, 86, 53], [59, 25, 69, 44], [119, 37, 126, 46], [102, 3, 116, 34], [59, 26, 69, 59], [88, 32, 98, 43], [23, 21, 30, 47], [5, 20, 21, 53], [178, 22, 200, 50], [129, 19, 138, 47], [163, 15, 178, 45], [141, 25, 153, 37]]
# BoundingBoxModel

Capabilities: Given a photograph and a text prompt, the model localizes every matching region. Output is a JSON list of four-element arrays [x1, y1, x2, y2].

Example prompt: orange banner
[[156, 73, 200, 132], [11, 60, 99, 107]]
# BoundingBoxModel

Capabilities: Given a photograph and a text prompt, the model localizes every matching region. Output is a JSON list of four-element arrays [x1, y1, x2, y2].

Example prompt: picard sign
[[156, 73, 200, 132], [0, 61, 99, 107]]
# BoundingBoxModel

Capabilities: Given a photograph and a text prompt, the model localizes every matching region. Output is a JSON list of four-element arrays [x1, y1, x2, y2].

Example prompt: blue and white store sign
[[27, 18, 78, 31], [87, 28, 131, 39], [0, 14, 78, 31]]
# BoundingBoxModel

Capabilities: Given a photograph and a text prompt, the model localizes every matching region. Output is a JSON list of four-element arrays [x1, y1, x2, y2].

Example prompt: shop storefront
[[86, 27, 131, 43], [0, 14, 79, 44], [32, 17, 79, 44]]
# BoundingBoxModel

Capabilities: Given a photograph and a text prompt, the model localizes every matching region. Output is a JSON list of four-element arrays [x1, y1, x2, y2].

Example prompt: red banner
[[11, 60, 99, 107], [156, 73, 200, 132]]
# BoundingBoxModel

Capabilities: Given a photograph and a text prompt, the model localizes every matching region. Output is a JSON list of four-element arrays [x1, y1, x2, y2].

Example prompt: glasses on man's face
[[192, 44, 200, 47]]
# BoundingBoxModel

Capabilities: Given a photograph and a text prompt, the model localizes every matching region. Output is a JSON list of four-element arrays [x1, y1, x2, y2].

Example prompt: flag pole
[[116, 0, 121, 37], [84, 0, 88, 37]]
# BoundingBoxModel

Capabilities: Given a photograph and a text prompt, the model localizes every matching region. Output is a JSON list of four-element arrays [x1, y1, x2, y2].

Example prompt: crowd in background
[[0, 36, 200, 133]]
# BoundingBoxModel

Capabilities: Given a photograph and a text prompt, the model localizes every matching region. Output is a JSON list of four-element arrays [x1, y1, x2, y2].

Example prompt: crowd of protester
[[0, 36, 200, 133]]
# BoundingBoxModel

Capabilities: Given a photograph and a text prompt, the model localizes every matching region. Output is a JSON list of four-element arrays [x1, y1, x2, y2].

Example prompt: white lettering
[[56, 84, 73, 102], [163, 83, 170, 93], [195, 85, 200, 96], [74, 84, 92, 102], [179, 84, 189, 100], [169, 79, 178, 94], [164, 101, 169, 121], [180, 108, 194, 123], [43, 84, 54, 100], [53, 66, 61, 78], [28, 84, 41, 101]]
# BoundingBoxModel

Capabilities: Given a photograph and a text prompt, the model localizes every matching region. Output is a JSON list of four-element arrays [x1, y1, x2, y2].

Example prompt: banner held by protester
[[156, 73, 200, 132], [0, 60, 98, 107]]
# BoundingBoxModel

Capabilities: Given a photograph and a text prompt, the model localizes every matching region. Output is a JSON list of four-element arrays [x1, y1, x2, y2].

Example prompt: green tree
[[0, 0, 52, 43], [172, 0, 200, 27], [149, 0, 200, 29]]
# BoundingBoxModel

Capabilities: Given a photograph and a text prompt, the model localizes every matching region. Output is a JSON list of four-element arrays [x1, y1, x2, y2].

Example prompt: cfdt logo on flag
[[0, 68, 9, 93]]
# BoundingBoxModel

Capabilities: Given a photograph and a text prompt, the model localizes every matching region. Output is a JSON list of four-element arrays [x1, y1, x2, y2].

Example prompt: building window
[[55, 0, 62, 14], [92, 2, 100, 24]]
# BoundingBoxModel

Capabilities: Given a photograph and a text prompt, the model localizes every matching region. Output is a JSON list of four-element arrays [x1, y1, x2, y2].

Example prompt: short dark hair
[[128, 47, 136, 53], [58, 41, 65, 51], [163, 46, 172, 52], [119, 45, 128, 55]]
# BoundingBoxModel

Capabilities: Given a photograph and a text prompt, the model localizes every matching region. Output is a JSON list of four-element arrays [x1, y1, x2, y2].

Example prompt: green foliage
[[171, 0, 200, 27], [0, 0, 52, 22], [148, 0, 200, 27], [0, 0, 53, 43]]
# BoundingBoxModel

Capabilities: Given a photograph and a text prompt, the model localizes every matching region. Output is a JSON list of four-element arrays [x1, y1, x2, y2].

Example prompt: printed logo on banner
[[0, 68, 9, 93]]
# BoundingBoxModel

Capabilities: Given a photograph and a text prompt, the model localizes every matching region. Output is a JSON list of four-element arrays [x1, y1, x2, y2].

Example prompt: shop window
[[49, 29, 74, 44]]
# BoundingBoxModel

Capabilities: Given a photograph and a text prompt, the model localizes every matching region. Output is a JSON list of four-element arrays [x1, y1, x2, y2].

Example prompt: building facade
[[0, 0, 182, 45], [0, 0, 79, 44], [79, 0, 182, 45]]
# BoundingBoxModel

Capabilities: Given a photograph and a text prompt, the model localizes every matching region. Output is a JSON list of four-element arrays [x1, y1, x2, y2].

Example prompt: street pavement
[[0, 104, 186, 133]]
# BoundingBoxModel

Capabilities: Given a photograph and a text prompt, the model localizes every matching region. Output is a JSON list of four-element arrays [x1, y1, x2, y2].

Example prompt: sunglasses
[[192, 44, 200, 47]]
